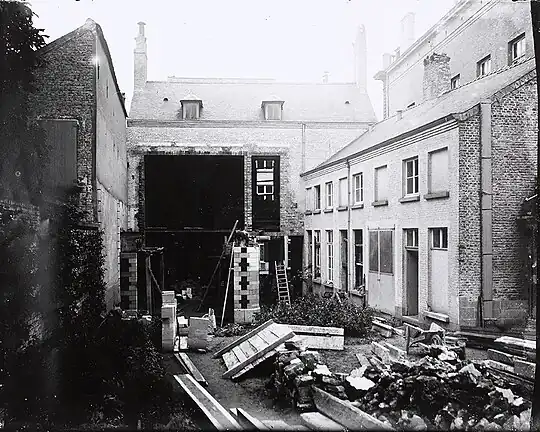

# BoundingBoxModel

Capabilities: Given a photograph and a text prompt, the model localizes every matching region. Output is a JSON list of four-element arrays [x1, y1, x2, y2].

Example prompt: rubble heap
[[346, 354, 532, 430]]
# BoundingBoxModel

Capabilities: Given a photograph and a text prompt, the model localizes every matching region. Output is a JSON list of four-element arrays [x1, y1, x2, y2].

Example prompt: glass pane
[[407, 161, 413, 177], [407, 178, 413, 194], [414, 176, 419, 193], [414, 158, 418, 175], [432, 229, 440, 248], [379, 230, 393, 274], [369, 231, 379, 272], [442, 228, 448, 249]]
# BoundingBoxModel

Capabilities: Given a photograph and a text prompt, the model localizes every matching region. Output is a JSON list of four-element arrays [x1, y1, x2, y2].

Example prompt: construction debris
[[174, 353, 208, 387], [187, 317, 211, 351], [287, 325, 344, 351]]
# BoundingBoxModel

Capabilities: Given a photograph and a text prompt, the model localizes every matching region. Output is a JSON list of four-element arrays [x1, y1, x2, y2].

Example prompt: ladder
[[275, 261, 291, 305]]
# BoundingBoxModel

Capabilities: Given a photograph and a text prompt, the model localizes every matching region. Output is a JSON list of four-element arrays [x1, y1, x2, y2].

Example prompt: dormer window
[[261, 96, 284, 121], [180, 93, 203, 120]]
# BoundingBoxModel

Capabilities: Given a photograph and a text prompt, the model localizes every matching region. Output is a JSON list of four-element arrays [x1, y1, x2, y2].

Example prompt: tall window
[[354, 230, 364, 288], [314, 230, 321, 278], [428, 148, 449, 193], [509, 33, 526, 64], [252, 156, 280, 231], [306, 187, 312, 211], [307, 230, 313, 274], [338, 177, 348, 207], [374, 166, 388, 202], [404, 157, 419, 196], [353, 173, 363, 204], [182, 101, 201, 120], [325, 181, 333, 208], [477, 55, 491, 77], [327, 230, 334, 282], [431, 227, 448, 250], [314, 185, 321, 210], [450, 74, 460, 90], [255, 159, 275, 199]]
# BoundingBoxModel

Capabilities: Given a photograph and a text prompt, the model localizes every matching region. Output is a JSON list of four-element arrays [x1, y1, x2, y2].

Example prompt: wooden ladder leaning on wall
[[274, 261, 291, 305]]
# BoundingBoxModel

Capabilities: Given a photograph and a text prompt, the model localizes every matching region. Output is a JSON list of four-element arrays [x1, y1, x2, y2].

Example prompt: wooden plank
[[288, 325, 344, 337], [231, 344, 289, 381], [290, 334, 344, 351], [258, 327, 280, 345], [249, 334, 268, 351], [235, 408, 271, 430], [312, 387, 393, 431], [262, 420, 295, 430], [300, 412, 346, 431], [213, 319, 275, 358], [173, 374, 241, 430], [238, 339, 259, 358], [174, 353, 208, 387], [223, 327, 294, 378], [355, 353, 370, 367], [495, 336, 536, 352], [268, 323, 293, 338], [222, 351, 239, 371], [232, 345, 249, 363], [514, 358, 535, 380], [487, 349, 518, 365]]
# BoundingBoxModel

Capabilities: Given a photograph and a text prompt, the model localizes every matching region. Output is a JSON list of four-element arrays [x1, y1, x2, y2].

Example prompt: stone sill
[[337, 206, 348, 212], [372, 200, 389, 207], [305, 210, 312, 215], [399, 195, 420, 203], [424, 310, 450, 323], [351, 203, 364, 210], [312, 209, 321, 215], [323, 208, 334, 213], [424, 191, 450, 200]]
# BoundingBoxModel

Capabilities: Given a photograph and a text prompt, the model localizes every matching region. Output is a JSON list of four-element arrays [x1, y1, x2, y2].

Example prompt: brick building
[[126, 23, 376, 307], [374, 0, 533, 119], [301, 53, 537, 332], [29, 19, 129, 310]]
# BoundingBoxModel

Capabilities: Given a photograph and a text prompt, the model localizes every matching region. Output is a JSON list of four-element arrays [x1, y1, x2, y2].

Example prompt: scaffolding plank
[[174, 353, 207, 387], [213, 319, 275, 358]]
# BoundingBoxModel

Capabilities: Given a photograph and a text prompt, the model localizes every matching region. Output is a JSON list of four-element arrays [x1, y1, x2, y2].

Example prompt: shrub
[[254, 294, 374, 337]]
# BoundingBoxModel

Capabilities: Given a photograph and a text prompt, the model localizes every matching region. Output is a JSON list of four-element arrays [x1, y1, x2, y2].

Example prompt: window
[[369, 230, 394, 274], [404, 157, 419, 196], [477, 55, 491, 77], [431, 228, 448, 250], [375, 165, 388, 201], [509, 33, 526, 64], [325, 181, 333, 208], [314, 185, 321, 210], [307, 231, 313, 274], [338, 177, 348, 207], [450, 74, 460, 89], [306, 187, 312, 211], [428, 148, 449, 193], [182, 101, 200, 120], [406, 102, 416, 109], [255, 159, 275, 199], [404, 228, 418, 248], [263, 102, 282, 120], [252, 156, 280, 231], [353, 173, 363, 204], [327, 230, 334, 282], [314, 231, 321, 278], [354, 230, 364, 288]]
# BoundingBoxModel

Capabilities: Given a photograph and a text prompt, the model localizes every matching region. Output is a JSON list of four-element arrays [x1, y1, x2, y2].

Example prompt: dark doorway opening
[[144, 154, 244, 230], [405, 249, 419, 316]]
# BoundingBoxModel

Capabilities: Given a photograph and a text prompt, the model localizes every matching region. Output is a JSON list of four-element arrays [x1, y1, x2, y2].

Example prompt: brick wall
[[490, 74, 537, 315], [457, 109, 482, 328]]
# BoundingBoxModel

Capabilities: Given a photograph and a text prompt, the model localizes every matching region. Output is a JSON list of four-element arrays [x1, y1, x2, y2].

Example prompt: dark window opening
[[252, 156, 280, 231]]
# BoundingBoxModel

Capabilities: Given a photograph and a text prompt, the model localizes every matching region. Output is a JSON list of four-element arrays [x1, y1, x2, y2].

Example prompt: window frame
[[509, 33, 526, 64], [326, 230, 334, 283], [374, 165, 388, 202], [306, 187, 312, 211], [450, 74, 460, 90], [307, 230, 313, 274], [314, 185, 321, 210], [353, 173, 364, 204], [430, 227, 448, 250], [182, 101, 201, 120], [403, 157, 419, 196], [476, 55, 492, 78], [264, 102, 282, 121], [314, 230, 321, 278], [404, 228, 419, 249], [338, 177, 348, 207], [325, 181, 333, 209], [354, 229, 364, 289], [428, 147, 449, 193]]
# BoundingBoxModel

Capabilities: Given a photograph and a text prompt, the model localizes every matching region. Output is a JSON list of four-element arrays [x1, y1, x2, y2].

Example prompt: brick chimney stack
[[134, 22, 147, 91], [423, 53, 451, 101]]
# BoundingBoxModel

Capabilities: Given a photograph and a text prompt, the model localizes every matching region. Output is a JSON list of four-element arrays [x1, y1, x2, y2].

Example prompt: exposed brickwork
[[457, 111, 482, 327], [491, 76, 538, 301], [423, 53, 451, 101]]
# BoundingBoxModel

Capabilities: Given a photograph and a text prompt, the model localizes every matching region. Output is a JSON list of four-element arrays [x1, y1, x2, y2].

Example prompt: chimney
[[423, 53, 451, 101], [134, 22, 147, 90], [396, 109, 403, 120], [353, 24, 367, 91], [382, 53, 393, 69], [400, 12, 415, 52], [322, 71, 329, 83]]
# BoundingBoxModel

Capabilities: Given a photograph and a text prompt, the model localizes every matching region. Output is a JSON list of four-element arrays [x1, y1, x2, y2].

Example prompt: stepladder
[[274, 261, 291, 305]]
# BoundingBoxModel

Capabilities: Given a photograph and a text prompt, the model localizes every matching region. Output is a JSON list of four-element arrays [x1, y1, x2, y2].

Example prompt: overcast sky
[[29, 0, 455, 120]]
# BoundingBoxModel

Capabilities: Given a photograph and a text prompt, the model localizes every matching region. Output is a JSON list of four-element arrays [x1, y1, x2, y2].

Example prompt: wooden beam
[[235, 408, 271, 430], [174, 353, 208, 386], [300, 412, 346, 431], [312, 387, 393, 431], [173, 374, 241, 430], [287, 325, 344, 350], [212, 319, 275, 358], [145, 255, 152, 314]]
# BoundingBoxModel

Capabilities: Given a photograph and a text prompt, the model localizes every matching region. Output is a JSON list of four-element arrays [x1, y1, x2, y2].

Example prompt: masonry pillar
[[233, 246, 260, 323]]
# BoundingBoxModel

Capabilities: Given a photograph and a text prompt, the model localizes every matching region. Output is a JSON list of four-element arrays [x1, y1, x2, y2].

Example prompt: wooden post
[[160, 252, 165, 292], [221, 252, 234, 327], [145, 255, 152, 315]]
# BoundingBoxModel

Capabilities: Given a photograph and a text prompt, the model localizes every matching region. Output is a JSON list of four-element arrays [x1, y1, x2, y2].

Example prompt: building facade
[[375, 0, 533, 119], [126, 23, 376, 302], [302, 53, 537, 332], [29, 19, 129, 310]]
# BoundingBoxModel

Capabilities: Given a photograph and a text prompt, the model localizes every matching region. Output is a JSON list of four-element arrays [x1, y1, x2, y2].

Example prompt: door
[[340, 230, 348, 291], [368, 229, 395, 315], [429, 228, 449, 314], [405, 249, 419, 316]]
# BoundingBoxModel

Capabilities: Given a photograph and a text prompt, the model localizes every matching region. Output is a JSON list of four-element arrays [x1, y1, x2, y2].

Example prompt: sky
[[29, 0, 456, 120]]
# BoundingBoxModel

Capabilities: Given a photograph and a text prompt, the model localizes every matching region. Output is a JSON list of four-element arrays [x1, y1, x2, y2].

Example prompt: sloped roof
[[305, 56, 536, 175], [129, 78, 377, 122], [38, 19, 128, 117]]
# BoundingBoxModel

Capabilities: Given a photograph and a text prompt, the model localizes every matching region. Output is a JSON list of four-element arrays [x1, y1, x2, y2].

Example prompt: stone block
[[487, 349, 516, 365], [371, 341, 390, 363], [514, 358, 535, 380]]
